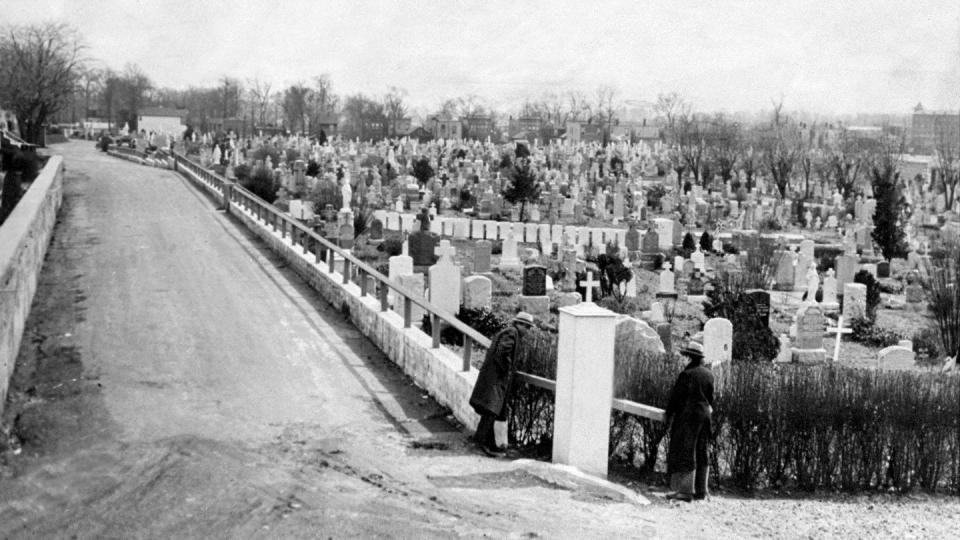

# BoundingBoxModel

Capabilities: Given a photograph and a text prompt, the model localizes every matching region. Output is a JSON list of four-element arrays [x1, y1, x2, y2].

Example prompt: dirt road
[[1, 141, 957, 539]]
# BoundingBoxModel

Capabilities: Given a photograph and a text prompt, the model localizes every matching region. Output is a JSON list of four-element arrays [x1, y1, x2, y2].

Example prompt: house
[[428, 115, 462, 139], [137, 107, 188, 136], [462, 115, 495, 140], [910, 104, 960, 154], [312, 113, 338, 137]]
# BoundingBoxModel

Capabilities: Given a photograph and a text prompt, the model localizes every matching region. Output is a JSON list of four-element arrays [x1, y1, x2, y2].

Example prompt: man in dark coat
[[665, 339, 715, 501], [469, 312, 535, 457]]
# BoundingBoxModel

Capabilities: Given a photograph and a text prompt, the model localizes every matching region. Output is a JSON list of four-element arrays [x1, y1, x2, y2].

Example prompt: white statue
[[340, 176, 353, 211], [805, 262, 819, 303]]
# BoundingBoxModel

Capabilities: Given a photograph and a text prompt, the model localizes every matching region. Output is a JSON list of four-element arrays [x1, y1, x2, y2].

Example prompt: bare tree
[[383, 86, 408, 137], [565, 89, 589, 122], [0, 23, 85, 143], [246, 77, 272, 126], [933, 122, 960, 210], [594, 84, 619, 145], [759, 100, 801, 199], [705, 113, 742, 182], [119, 63, 152, 132], [825, 128, 870, 200]]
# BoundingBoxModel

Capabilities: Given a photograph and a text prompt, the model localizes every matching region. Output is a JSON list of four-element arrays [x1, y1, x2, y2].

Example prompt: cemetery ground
[[0, 142, 958, 538]]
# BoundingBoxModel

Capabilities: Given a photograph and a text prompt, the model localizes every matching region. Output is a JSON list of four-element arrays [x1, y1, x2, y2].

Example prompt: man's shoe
[[481, 445, 506, 458]]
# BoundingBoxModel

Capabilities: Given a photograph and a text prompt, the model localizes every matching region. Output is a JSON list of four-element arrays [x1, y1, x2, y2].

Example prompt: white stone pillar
[[553, 302, 617, 477]]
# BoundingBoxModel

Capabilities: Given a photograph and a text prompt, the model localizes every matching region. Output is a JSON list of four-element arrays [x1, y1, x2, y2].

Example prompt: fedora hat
[[512, 311, 535, 327], [679, 340, 705, 361]]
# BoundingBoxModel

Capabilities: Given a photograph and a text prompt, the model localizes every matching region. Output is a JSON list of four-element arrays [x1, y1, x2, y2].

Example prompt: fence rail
[[172, 153, 665, 425]]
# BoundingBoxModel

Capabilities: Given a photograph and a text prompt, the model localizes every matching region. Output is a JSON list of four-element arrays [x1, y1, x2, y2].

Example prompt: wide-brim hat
[[679, 340, 705, 361], [512, 312, 535, 327]]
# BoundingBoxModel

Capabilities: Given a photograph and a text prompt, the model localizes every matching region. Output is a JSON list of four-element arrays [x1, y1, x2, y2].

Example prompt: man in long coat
[[665, 339, 715, 501], [469, 312, 535, 457]]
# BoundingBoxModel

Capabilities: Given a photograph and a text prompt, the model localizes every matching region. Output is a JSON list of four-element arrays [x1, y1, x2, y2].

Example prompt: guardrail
[[171, 152, 666, 425], [173, 152, 492, 371]]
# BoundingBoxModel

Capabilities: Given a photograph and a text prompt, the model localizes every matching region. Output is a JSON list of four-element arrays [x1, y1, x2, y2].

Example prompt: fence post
[[431, 314, 441, 348], [221, 182, 234, 214], [379, 282, 389, 312], [403, 297, 412, 328], [553, 302, 617, 478], [462, 337, 473, 371]]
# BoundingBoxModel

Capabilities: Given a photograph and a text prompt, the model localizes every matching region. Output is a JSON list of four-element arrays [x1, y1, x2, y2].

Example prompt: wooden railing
[[173, 152, 491, 370], [172, 152, 666, 424]]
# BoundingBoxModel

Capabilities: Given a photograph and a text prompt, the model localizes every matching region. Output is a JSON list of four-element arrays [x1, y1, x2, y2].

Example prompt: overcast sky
[[6, 0, 960, 115]]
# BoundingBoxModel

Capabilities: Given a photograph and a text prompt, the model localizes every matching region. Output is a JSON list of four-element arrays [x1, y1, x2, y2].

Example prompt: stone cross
[[580, 271, 600, 303], [826, 315, 853, 362], [434, 240, 456, 264]]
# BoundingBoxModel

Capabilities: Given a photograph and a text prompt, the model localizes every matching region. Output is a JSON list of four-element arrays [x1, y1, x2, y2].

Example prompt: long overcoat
[[469, 324, 522, 421], [665, 359, 715, 474]]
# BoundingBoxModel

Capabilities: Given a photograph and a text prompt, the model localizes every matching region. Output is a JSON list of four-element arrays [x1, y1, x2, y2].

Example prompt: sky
[[6, 0, 960, 116]]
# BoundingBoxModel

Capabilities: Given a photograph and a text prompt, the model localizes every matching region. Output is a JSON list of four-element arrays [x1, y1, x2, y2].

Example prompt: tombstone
[[821, 268, 839, 310], [395, 273, 426, 322], [499, 231, 522, 270], [776, 334, 793, 363], [842, 283, 867, 321], [615, 316, 666, 362], [657, 267, 677, 298], [877, 260, 891, 279], [797, 240, 815, 284], [703, 318, 733, 367], [519, 265, 550, 315], [625, 223, 640, 253], [408, 231, 439, 267], [388, 254, 414, 306], [878, 344, 916, 369], [462, 275, 493, 310], [652, 218, 674, 250], [773, 250, 796, 291], [792, 305, 826, 363], [429, 244, 462, 315], [369, 218, 384, 243], [681, 259, 695, 279], [691, 247, 706, 272], [745, 289, 771, 327], [339, 224, 355, 250], [473, 241, 492, 273], [561, 249, 578, 291], [555, 292, 582, 308], [835, 254, 859, 291], [861, 263, 878, 279], [905, 281, 924, 304], [645, 301, 665, 324], [805, 263, 820, 303]]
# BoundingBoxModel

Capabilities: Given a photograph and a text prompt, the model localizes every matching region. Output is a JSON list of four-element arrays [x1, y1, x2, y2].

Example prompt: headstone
[[473, 241, 492, 273], [835, 254, 858, 291], [905, 282, 924, 304], [822, 268, 839, 309], [395, 273, 426, 322], [369, 218, 384, 242], [878, 345, 916, 369], [339, 224, 355, 250], [388, 254, 414, 306], [429, 247, 462, 315], [499, 231, 521, 269], [774, 250, 795, 291], [408, 231, 439, 266], [745, 289, 771, 327], [797, 240, 815, 285], [656, 322, 672, 354], [842, 283, 867, 321], [657, 267, 677, 298], [462, 275, 493, 310], [522, 265, 548, 296], [703, 318, 733, 367], [691, 247, 706, 272], [877, 261, 890, 278], [792, 305, 826, 363]]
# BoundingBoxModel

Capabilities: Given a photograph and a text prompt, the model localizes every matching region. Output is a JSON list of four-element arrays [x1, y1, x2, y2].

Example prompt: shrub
[[923, 245, 960, 357], [681, 232, 696, 256], [306, 159, 321, 177], [421, 307, 508, 347], [758, 215, 782, 232], [378, 236, 403, 257], [240, 166, 277, 203], [700, 231, 713, 253], [233, 163, 251, 182], [912, 327, 942, 366], [849, 317, 902, 348]]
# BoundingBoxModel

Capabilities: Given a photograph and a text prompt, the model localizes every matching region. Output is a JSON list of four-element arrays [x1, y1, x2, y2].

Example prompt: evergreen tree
[[412, 157, 434, 187], [682, 232, 696, 256], [502, 157, 541, 221], [700, 230, 713, 252], [870, 157, 908, 260]]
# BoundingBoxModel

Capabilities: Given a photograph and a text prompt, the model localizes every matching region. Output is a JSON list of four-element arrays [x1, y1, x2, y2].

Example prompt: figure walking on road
[[468, 312, 535, 457], [665, 338, 715, 502]]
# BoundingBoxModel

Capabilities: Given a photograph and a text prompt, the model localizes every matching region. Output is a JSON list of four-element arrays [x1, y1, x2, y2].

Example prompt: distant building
[[312, 113, 339, 137], [462, 115, 494, 140], [509, 116, 544, 138], [910, 104, 960, 153], [138, 107, 188, 136], [427, 115, 462, 139]]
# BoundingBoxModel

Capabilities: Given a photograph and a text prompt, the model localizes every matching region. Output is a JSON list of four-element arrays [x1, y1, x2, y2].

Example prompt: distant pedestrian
[[469, 312, 535, 457], [665, 338, 714, 502]]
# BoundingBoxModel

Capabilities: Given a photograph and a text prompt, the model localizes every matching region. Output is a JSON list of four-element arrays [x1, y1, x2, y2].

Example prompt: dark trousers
[[475, 413, 497, 449]]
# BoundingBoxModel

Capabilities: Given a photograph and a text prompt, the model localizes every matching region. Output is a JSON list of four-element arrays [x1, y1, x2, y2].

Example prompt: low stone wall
[[177, 166, 481, 430], [0, 156, 64, 412]]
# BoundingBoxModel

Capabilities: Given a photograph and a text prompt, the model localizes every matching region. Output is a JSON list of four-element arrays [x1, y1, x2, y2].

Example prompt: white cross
[[434, 240, 456, 263], [825, 315, 853, 362], [580, 271, 601, 303]]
